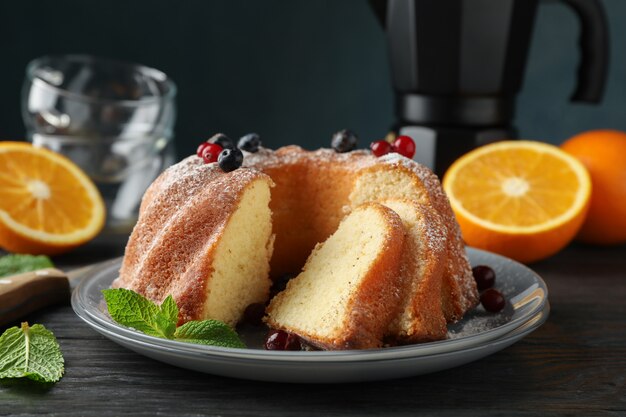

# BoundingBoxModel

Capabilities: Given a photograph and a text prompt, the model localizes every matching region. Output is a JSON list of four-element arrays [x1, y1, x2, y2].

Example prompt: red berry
[[370, 140, 393, 157], [264, 330, 301, 351], [392, 135, 416, 159], [201, 143, 223, 163], [472, 265, 496, 291], [480, 288, 506, 312], [196, 142, 210, 158], [242, 302, 266, 326]]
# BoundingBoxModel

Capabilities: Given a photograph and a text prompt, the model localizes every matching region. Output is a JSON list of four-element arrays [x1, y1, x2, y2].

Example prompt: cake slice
[[348, 154, 478, 322], [380, 199, 448, 343], [265, 203, 406, 350]]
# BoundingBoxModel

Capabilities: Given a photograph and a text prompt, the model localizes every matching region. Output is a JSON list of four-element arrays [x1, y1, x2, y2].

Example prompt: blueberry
[[218, 148, 244, 172], [331, 129, 358, 153], [238, 133, 261, 153], [208, 133, 235, 149]]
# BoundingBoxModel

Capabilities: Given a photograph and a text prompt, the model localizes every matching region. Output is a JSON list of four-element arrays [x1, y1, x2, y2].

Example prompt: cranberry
[[370, 140, 393, 157], [243, 302, 266, 326], [264, 330, 301, 351], [472, 265, 496, 291], [481, 288, 506, 312], [201, 143, 223, 163], [392, 135, 416, 159], [197, 142, 210, 158]]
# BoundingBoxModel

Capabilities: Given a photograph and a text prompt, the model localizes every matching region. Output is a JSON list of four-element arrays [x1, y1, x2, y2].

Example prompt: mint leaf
[[102, 289, 176, 339], [174, 320, 246, 348], [0, 322, 64, 383], [154, 295, 178, 339], [0, 254, 54, 278], [160, 295, 179, 325], [102, 288, 246, 348]]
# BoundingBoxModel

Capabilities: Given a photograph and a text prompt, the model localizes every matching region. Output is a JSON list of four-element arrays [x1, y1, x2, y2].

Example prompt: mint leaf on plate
[[102, 289, 177, 339], [174, 320, 246, 348], [0, 254, 54, 278], [159, 295, 179, 326], [102, 288, 245, 348], [0, 322, 64, 383]]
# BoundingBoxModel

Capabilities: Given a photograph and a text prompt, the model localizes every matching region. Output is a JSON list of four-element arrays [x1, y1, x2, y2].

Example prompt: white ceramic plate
[[72, 248, 549, 383]]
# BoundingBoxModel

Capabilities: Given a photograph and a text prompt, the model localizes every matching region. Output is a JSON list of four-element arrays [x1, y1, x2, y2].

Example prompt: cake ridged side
[[113, 157, 273, 325]]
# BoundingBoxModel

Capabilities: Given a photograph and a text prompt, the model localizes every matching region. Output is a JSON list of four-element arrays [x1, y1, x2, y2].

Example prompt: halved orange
[[443, 140, 591, 263], [0, 141, 105, 255]]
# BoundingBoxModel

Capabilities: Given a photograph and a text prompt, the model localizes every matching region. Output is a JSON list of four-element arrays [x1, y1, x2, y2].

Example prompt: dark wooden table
[[1, 236, 625, 417]]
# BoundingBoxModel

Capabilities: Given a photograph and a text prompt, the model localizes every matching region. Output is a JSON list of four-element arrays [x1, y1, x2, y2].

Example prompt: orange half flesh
[[0, 142, 105, 255], [443, 140, 591, 263]]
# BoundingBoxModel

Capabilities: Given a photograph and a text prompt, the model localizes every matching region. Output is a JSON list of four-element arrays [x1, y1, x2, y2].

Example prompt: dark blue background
[[1, 0, 624, 158]]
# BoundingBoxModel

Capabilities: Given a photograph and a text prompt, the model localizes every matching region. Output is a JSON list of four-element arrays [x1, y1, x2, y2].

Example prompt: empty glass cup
[[22, 55, 177, 234]]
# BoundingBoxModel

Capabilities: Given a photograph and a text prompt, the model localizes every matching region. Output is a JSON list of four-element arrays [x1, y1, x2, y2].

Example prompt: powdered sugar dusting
[[414, 205, 447, 256], [447, 306, 511, 339], [378, 152, 412, 165]]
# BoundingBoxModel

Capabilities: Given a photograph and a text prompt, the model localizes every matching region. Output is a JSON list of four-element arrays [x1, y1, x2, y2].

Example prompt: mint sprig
[[102, 289, 245, 349], [0, 254, 54, 278], [102, 289, 177, 339], [0, 322, 64, 383]]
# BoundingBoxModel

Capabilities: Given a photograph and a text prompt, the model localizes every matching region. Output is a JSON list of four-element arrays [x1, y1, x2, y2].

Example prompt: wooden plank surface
[[1, 238, 625, 417]]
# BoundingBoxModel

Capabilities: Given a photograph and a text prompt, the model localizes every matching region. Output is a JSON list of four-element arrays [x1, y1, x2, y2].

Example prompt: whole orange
[[561, 130, 626, 245]]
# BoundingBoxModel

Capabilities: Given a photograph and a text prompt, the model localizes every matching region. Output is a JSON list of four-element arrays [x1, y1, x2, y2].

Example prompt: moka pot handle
[[559, 0, 609, 103]]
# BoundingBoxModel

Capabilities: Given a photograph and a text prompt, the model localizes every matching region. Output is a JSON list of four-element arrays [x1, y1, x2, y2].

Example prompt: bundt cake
[[265, 203, 406, 350], [114, 144, 479, 347]]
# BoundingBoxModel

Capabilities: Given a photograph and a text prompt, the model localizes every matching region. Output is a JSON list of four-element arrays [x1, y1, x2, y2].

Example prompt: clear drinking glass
[[22, 55, 177, 234]]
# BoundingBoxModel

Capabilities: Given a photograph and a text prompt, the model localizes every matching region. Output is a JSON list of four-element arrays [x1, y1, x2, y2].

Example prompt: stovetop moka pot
[[371, 0, 609, 176]]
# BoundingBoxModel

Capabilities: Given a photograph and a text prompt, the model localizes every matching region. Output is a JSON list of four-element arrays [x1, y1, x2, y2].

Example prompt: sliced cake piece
[[347, 153, 478, 323], [265, 203, 407, 350], [380, 199, 448, 343]]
